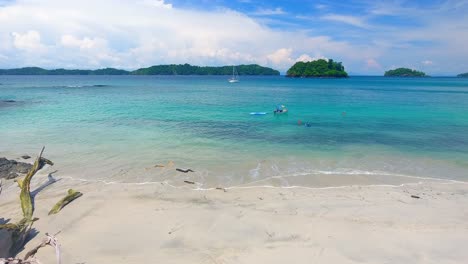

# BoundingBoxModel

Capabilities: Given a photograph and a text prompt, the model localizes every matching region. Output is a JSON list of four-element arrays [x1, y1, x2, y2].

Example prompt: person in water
[[274, 105, 287, 113]]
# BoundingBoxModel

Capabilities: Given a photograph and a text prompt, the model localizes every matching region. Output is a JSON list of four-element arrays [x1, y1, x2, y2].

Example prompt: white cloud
[[142, 0, 172, 9], [267, 48, 293, 66], [296, 54, 313, 62], [252, 7, 285, 16], [60, 35, 107, 50], [421, 60, 433, 65], [0, 0, 356, 70], [295, 54, 328, 62], [0, 0, 466, 74], [11, 30, 46, 52], [321, 14, 369, 29]]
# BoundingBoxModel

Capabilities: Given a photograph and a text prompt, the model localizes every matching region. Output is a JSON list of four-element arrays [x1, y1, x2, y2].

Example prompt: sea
[[1, 75, 467, 188]]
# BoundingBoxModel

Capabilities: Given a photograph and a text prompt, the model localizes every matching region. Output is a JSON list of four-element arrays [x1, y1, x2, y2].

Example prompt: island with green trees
[[0, 64, 279, 76], [286, 59, 348, 78], [131, 64, 279, 75], [384, 68, 427, 77], [457, 72, 468, 78], [0, 67, 129, 75]]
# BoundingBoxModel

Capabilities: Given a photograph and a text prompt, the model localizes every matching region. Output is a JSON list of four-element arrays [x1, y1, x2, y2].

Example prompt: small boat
[[274, 104, 288, 114], [228, 66, 239, 83]]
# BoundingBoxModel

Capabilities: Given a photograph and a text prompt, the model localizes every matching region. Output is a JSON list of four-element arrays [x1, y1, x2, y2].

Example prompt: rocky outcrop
[[0, 158, 32, 179]]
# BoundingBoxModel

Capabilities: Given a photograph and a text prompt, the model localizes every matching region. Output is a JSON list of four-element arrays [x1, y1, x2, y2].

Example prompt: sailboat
[[228, 66, 239, 83]]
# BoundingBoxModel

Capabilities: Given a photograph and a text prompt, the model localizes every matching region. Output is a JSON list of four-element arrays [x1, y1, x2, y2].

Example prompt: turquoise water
[[1, 76, 468, 187]]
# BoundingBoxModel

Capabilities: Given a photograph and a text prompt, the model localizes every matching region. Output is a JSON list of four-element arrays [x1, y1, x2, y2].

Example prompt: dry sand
[[1, 170, 468, 264]]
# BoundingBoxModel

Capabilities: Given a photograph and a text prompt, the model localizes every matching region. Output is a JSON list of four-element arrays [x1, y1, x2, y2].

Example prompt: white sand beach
[[1, 168, 468, 264]]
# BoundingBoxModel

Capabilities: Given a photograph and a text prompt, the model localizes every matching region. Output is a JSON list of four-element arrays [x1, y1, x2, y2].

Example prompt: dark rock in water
[[21, 155, 31, 159], [0, 157, 33, 179], [0, 100, 18, 108]]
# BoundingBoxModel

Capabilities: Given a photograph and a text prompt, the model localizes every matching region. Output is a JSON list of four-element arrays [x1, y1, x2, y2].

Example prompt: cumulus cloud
[[11, 30, 46, 52], [267, 48, 293, 66], [295, 54, 328, 62], [0, 0, 466, 74], [0, 0, 357, 70], [142, 0, 172, 9], [60, 35, 107, 50]]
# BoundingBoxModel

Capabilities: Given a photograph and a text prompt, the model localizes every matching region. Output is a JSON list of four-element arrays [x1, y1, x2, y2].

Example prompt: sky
[[0, 0, 467, 75]]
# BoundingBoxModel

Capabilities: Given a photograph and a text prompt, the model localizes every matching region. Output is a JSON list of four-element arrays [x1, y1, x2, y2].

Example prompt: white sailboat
[[228, 66, 239, 83]]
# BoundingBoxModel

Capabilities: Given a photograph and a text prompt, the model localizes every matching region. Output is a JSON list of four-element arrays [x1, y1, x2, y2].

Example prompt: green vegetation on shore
[[0, 67, 129, 75], [286, 59, 348, 78], [131, 64, 279, 75], [457, 72, 468, 78], [384, 68, 426, 77], [0, 64, 279, 76]]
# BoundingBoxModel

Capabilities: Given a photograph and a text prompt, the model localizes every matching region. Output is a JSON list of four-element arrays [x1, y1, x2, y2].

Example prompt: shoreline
[[1, 168, 468, 263], [2, 151, 467, 190]]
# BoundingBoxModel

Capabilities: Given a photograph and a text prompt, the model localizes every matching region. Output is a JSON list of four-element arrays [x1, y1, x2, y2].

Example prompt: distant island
[[457, 72, 468, 78], [0, 64, 279, 76], [0, 67, 129, 75], [286, 59, 348, 78], [384, 68, 427, 77], [132, 64, 279, 75]]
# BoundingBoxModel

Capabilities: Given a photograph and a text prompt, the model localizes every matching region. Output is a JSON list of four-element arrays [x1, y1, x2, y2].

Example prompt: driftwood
[[176, 168, 194, 173], [0, 233, 61, 264], [0, 147, 53, 257], [48, 189, 83, 215], [183, 180, 195, 184], [216, 187, 227, 192]]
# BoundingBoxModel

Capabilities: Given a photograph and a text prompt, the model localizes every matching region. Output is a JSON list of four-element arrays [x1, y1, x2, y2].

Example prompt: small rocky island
[[457, 72, 468, 78], [384, 68, 427, 77], [286, 59, 348, 78]]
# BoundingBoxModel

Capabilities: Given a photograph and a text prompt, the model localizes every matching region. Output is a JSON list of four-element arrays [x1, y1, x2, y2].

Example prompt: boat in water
[[274, 104, 288, 114], [228, 66, 239, 83]]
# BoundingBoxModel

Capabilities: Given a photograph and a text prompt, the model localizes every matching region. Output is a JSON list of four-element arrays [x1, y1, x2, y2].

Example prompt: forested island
[[384, 68, 427, 77], [132, 64, 279, 75], [286, 59, 348, 78], [0, 64, 279, 75], [0, 67, 129, 75], [457, 72, 468, 78]]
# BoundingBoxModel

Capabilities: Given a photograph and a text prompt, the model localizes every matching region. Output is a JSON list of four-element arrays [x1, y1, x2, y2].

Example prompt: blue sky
[[0, 0, 467, 75]]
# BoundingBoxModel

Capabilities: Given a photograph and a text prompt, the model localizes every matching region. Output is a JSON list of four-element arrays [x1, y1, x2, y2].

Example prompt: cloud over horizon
[[0, 0, 467, 75]]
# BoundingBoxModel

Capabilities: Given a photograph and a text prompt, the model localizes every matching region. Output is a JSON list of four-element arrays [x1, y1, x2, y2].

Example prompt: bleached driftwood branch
[[0, 233, 61, 264], [0, 147, 53, 257]]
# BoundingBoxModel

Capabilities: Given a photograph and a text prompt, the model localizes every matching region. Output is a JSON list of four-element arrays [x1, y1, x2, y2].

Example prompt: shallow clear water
[[1, 75, 467, 187]]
